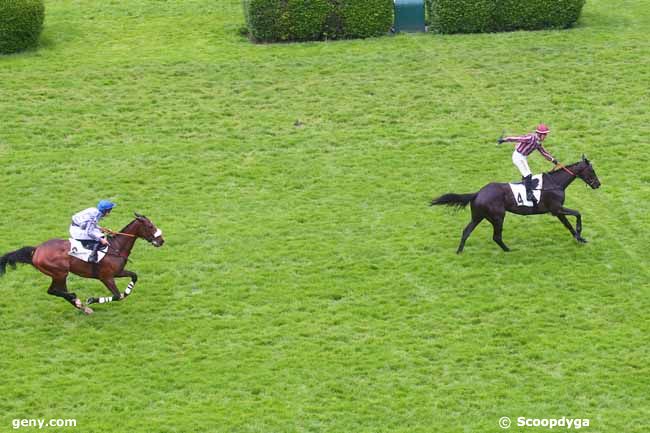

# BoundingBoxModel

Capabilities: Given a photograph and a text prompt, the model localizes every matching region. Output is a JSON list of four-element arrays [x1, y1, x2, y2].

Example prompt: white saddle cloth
[[68, 239, 107, 262], [509, 174, 543, 207]]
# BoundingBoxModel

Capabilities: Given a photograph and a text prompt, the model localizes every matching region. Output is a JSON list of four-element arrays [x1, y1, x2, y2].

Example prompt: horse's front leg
[[87, 277, 123, 305], [555, 207, 586, 243], [555, 213, 575, 234], [115, 269, 138, 299]]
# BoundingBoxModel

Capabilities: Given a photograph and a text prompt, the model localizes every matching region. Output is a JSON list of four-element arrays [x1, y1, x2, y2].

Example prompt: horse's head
[[133, 213, 165, 247], [575, 155, 601, 189]]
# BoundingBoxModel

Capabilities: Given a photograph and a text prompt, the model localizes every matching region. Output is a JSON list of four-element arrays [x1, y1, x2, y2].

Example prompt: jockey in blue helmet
[[69, 200, 116, 263]]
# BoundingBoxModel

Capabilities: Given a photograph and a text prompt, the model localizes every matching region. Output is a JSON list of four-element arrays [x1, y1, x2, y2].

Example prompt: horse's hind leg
[[487, 215, 510, 252], [457, 216, 483, 254], [47, 277, 77, 305], [47, 276, 93, 314]]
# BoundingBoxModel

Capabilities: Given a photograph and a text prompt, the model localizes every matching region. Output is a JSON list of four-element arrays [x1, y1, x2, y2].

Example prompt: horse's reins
[[554, 162, 576, 177], [531, 163, 580, 191], [538, 162, 598, 190], [101, 227, 136, 238], [100, 227, 135, 260], [553, 162, 596, 187]]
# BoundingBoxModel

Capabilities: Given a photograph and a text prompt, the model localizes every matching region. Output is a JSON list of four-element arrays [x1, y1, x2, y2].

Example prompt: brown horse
[[431, 156, 601, 253], [0, 213, 164, 314]]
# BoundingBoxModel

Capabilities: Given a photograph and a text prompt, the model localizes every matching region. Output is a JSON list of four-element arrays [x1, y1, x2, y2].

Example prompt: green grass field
[[1, 1, 649, 432]]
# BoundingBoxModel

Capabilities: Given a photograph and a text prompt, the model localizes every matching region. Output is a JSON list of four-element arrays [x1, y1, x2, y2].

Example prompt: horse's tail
[[430, 193, 477, 208], [0, 246, 36, 276]]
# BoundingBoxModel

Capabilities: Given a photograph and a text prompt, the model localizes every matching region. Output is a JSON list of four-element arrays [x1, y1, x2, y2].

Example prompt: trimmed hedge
[[242, 0, 331, 42], [243, 0, 393, 43], [428, 0, 494, 34], [335, 0, 394, 39], [426, 0, 585, 34], [494, 0, 586, 32], [0, 0, 45, 54]]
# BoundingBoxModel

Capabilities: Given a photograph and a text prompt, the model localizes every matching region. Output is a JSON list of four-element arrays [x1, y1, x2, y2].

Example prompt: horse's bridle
[[544, 162, 596, 191], [102, 227, 162, 244], [582, 174, 599, 188], [149, 229, 163, 246], [101, 227, 163, 258], [562, 164, 598, 188]]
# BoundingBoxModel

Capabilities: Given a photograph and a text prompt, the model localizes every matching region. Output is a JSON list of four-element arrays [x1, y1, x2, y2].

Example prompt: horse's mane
[[119, 214, 149, 233], [119, 217, 140, 234]]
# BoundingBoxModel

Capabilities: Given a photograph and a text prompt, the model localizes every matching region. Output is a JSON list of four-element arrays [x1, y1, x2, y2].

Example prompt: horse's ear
[[581, 154, 586, 161], [134, 212, 143, 218]]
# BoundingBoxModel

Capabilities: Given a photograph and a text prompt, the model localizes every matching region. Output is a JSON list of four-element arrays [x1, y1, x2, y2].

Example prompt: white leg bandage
[[124, 281, 135, 296]]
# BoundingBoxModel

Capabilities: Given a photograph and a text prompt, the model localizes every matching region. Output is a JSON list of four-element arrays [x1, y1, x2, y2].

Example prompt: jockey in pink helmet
[[498, 124, 558, 207]]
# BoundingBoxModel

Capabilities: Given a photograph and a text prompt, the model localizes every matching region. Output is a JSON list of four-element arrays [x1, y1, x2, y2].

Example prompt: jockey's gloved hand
[[552, 159, 558, 164], [497, 138, 505, 144]]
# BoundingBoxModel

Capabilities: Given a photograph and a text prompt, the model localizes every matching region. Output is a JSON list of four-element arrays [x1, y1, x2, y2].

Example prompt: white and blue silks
[[69, 207, 106, 241]]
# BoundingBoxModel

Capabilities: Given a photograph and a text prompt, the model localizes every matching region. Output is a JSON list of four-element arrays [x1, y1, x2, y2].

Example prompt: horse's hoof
[[576, 237, 588, 243], [87, 297, 96, 305]]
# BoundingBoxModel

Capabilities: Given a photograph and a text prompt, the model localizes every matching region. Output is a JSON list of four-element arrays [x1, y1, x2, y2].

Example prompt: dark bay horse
[[431, 156, 601, 253], [0, 213, 164, 314]]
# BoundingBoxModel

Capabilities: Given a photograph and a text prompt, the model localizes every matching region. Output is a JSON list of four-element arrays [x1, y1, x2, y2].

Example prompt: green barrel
[[393, 0, 425, 33]]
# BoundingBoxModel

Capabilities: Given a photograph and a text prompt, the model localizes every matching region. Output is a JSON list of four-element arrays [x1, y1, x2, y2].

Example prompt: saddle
[[68, 239, 108, 262], [508, 174, 543, 207]]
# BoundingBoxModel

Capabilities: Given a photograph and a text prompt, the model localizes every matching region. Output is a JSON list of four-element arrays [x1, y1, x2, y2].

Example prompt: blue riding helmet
[[97, 200, 116, 214]]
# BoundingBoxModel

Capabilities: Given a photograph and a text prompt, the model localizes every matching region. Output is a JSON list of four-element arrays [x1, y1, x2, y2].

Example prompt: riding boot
[[88, 243, 101, 263], [523, 175, 538, 207]]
